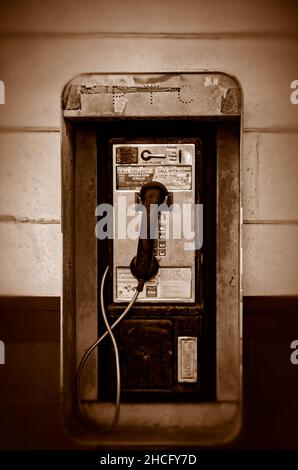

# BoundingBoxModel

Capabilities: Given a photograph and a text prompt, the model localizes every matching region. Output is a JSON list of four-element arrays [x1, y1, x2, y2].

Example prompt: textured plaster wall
[[0, 0, 297, 295]]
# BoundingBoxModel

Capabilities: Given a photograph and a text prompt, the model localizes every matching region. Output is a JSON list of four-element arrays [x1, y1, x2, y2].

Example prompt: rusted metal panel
[[75, 126, 98, 400], [221, 88, 240, 114], [120, 320, 173, 390], [65, 85, 81, 110], [216, 123, 240, 401], [63, 73, 241, 118]]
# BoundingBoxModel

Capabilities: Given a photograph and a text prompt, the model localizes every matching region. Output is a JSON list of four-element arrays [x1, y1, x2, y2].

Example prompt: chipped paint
[[113, 94, 128, 113], [204, 76, 219, 87], [63, 73, 241, 116], [65, 85, 81, 110], [221, 88, 240, 114], [80, 85, 180, 94]]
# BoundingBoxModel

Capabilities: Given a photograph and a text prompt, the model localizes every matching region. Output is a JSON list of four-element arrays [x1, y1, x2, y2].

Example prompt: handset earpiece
[[130, 181, 168, 291]]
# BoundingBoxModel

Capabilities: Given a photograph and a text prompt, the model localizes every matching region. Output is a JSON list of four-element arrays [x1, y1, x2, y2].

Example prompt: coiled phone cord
[[75, 266, 141, 433]]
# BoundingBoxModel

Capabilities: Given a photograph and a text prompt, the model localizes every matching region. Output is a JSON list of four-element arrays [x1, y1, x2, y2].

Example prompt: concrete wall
[[0, 0, 297, 296]]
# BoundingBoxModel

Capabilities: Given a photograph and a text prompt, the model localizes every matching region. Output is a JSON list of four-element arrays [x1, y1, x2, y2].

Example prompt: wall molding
[[0, 31, 297, 40]]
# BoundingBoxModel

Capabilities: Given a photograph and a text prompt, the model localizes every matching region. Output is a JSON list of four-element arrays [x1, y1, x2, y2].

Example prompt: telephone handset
[[130, 181, 168, 290]]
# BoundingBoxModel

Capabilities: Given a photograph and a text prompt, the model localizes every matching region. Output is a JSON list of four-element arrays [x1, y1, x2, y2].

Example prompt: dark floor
[[0, 296, 297, 450]]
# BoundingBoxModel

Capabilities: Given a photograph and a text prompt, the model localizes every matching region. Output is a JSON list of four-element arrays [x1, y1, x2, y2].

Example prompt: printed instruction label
[[116, 267, 192, 301], [116, 165, 192, 191]]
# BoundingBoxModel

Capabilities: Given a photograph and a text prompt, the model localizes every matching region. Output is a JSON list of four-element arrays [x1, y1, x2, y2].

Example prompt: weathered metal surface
[[75, 127, 98, 400], [112, 141, 197, 304], [178, 336, 197, 383], [82, 402, 240, 447], [120, 320, 173, 390], [62, 72, 241, 445], [65, 85, 81, 110], [216, 123, 240, 401], [221, 88, 240, 114], [61, 119, 76, 422], [63, 73, 240, 118]]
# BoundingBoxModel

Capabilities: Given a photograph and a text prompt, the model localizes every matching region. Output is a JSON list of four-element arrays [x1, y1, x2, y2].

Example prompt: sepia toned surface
[[0, 1, 297, 296], [0, 0, 297, 452]]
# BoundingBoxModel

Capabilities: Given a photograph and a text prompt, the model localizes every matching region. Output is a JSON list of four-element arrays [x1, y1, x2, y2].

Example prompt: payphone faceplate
[[112, 142, 198, 303]]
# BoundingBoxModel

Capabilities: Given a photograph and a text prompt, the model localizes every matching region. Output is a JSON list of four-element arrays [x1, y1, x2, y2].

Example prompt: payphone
[[113, 141, 197, 303], [76, 138, 204, 430], [62, 72, 241, 445]]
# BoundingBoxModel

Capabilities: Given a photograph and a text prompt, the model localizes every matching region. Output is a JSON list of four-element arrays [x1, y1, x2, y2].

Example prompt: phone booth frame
[[61, 72, 242, 446]]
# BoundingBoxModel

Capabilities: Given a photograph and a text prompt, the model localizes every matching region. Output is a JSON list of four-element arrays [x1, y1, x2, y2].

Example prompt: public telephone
[[76, 136, 205, 430], [63, 73, 241, 444], [112, 142, 197, 303]]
